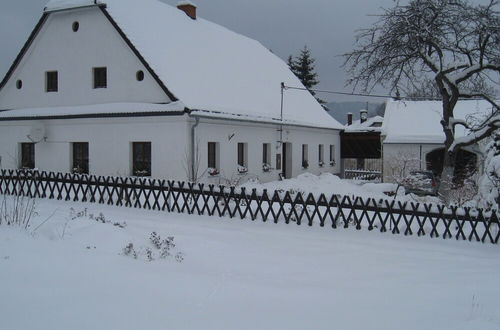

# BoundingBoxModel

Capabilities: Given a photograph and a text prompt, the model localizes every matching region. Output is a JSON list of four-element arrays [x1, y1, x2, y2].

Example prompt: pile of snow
[[240, 172, 440, 204], [1, 197, 499, 330]]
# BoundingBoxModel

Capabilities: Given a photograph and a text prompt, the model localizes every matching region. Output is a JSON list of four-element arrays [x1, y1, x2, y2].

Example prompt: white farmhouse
[[381, 99, 496, 182], [0, 0, 342, 183]]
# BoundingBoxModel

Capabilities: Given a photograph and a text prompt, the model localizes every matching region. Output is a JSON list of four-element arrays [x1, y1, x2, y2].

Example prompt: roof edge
[[99, 6, 179, 102], [0, 13, 49, 92]]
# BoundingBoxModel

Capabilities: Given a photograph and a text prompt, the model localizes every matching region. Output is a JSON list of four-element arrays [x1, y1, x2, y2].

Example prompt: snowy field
[[1, 196, 499, 330]]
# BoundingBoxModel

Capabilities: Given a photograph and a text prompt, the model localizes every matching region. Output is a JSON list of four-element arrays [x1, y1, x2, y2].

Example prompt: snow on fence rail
[[0, 169, 498, 244], [344, 169, 382, 181]]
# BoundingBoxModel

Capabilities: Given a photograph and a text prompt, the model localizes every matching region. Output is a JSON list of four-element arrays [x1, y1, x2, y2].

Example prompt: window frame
[[262, 143, 271, 165], [93, 67, 107, 89], [45, 71, 58, 92], [302, 144, 309, 168], [72, 142, 89, 174], [237, 142, 248, 167], [208, 142, 219, 169], [20, 143, 35, 169], [132, 142, 151, 177]]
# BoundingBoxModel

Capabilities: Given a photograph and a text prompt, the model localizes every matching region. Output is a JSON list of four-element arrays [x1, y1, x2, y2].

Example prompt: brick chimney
[[347, 113, 353, 126], [360, 110, 368, 124], [177, 1, 197, 20]]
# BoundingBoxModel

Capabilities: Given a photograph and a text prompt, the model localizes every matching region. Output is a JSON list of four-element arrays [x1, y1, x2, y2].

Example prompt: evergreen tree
[[288, 46, 324, 104]]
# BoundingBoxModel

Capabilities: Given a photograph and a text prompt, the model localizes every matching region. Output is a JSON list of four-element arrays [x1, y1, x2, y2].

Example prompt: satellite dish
[[28, 122, 46, 143]]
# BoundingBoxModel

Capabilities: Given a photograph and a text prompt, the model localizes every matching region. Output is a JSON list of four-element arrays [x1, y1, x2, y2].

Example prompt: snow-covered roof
[[0, 102, 185, 119], [344, 115, 384, 133], [382, 99, 497, 144], [44, 0, 104, 12], [42, 0, 342, 129]]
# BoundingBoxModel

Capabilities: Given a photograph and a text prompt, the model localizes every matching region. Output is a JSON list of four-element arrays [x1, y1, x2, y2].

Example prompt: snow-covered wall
[[194, 118, 341, 183], [0, 116, 340, 183], [382, 142, 481, 182], [0, 117, 188, 179], [0, 7, 170, 110]]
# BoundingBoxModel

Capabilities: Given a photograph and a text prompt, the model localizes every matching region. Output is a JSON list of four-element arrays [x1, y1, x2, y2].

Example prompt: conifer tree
[[288, 46, 324, 104]]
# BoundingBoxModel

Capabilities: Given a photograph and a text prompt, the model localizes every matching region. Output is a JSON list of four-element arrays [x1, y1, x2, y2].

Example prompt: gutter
[[189, 111, 340, 131], [189, 114, 200, 182]]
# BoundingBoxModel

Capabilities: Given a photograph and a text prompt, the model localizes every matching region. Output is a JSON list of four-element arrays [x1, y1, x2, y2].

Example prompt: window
[[208, 142, 219, 169], [318, 144, 324, 164], [329, 145, 335, 164], [45, 71, 58, 92], [237, 143, 248, 167], [20, 143, 35, 169], [262, 143, 271, 165], [276, 153, 282, 170], [16, 80, 22, 89], [93, 67, 107, 89], [132, 142, 151, 176], [136, 70, 144, 82], [72, 142, 89, 174], [302, 144, 308, 168], [72, 21, 79, 32]]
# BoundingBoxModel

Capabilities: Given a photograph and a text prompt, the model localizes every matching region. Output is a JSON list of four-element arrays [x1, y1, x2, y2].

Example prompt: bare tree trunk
[[438, 150, 457, 204]]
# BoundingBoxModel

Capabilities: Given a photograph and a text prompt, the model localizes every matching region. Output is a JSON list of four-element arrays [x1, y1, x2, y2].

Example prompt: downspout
[[190, 115, 200, 182]]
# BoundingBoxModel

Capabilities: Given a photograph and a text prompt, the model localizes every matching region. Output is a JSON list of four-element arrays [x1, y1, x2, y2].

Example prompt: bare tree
[[344, 0, 500, 200]]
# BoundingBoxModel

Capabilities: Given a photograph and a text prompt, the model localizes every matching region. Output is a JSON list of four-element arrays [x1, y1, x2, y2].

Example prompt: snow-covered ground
[[1, 197, 499, 330]]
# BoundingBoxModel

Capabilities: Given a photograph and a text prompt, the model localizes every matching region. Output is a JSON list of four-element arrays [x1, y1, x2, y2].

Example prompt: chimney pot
[[360, 110, 368, 124], [177, 1, 197, 20], [347, 113, 353, 126]]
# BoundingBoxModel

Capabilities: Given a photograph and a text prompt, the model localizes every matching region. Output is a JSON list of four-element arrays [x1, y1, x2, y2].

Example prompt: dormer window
[[45, 71, 58, 92], [16, 80, 22, 89], [72, 21, 79, 32], [93, 67, 107, 89]]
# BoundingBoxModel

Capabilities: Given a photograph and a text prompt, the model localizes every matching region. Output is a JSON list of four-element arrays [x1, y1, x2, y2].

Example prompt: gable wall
[[0, 7, 171, 110]]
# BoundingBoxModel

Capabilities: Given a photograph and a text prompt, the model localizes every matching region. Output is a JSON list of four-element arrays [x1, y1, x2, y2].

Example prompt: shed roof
[[382, 99, 497, 144], [41, 0, 342, 129]]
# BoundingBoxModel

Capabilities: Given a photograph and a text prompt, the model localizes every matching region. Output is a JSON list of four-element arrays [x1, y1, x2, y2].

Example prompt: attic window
[[72, 22, 79, 32], [136, 70, 144, 82], [16, 80, 22, 89], [45, 71, 58, 92], [93, 67, 107, 89]]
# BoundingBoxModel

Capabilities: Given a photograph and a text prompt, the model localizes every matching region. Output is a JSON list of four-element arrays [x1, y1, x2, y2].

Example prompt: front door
[[282, 143, 292, 179]]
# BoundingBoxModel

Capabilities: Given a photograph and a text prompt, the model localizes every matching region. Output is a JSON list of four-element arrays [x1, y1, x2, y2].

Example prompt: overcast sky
[[0, 0, 488, 103]]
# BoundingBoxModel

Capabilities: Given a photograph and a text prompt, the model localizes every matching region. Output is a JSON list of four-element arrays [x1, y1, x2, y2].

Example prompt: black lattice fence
[[0, 169, 498, 244]]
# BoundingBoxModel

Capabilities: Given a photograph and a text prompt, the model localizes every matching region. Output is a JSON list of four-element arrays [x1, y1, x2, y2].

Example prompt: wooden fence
[[0, 169, 498, 244]]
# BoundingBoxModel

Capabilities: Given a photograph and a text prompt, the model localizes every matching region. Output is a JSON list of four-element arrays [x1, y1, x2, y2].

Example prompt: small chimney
[[347, 113, 353, 126], [360, 110, 368, 124], [177, 1, 197, 20]]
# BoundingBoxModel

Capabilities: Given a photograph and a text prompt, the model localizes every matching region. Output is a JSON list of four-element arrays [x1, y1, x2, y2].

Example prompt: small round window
[[136, 70, 144, 81], [72, 21, 79, 32], [16, 80, 23, 89]]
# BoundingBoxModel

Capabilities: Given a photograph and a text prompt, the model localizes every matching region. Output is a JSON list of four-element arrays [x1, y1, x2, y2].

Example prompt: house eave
[[0, 110, 187, 122]]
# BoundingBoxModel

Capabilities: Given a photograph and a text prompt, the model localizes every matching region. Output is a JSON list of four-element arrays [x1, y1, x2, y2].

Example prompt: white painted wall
[[193, 118, 341, 184], [0, 116, 189, 180], [382, 141, 482, 182], [0, 116, 341, 184], [0, 7, 170, 110]]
